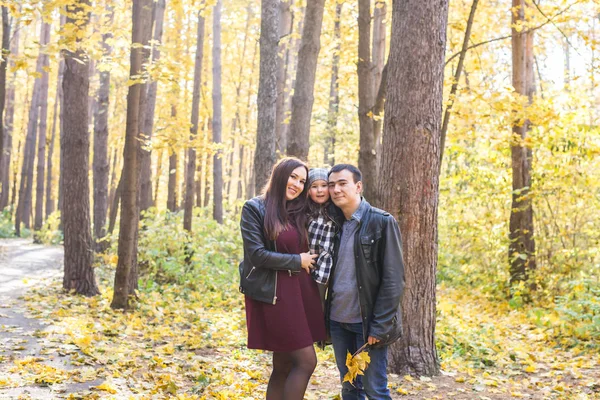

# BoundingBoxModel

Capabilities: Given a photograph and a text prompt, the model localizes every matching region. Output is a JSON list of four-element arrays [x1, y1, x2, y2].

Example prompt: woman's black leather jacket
[[239, 196, 302, 304]]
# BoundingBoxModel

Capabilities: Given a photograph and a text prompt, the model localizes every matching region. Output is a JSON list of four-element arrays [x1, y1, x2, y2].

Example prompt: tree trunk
[[107, 147, 118, 217], [46, 59, 64, 219], [153, 148, 162, 206], [212, 0, 223, 223], [324, 1, 343, 167], [378, 0, 448, 376], [357, 0, 377, 203], [439, 0, 479, 167], [275, 0, 292, 155], [139, 0, 166, 212], [107, 173, 122, 235], [167, 147, 178, 212], [286, 0, 325, 161], [93, 4, 114, 251], [16, 77, 40, 235], [34, 22, 52, 231], [254, 0, 279, 194], [372, 0, 386, 172], [62, 0, 100, 296], [0, 7, 9, 177], [509, 0, 536, 285], [184, 12, 205, 232], [0, 7, 12, 209], [111, 0, 153, 310]]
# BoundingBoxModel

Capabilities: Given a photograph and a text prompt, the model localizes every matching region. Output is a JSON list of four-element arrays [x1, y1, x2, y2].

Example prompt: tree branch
[[444, 0, 582, 66]]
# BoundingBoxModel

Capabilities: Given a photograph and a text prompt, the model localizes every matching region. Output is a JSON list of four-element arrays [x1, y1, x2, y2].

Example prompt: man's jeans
[[329, 320, 391, 400]]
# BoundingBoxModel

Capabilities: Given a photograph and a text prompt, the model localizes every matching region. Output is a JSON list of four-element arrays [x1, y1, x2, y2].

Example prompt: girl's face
[[308, 180, 329, 204], [286, 166, 307, 201]]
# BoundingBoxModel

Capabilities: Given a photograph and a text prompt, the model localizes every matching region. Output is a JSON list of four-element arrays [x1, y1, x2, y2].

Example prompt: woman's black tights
[[266, 345, 317, 400]]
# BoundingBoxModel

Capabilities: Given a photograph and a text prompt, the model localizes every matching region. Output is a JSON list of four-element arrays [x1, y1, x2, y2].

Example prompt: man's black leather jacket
[[239, 196, 302, 304], [325, 199, 405, 347]]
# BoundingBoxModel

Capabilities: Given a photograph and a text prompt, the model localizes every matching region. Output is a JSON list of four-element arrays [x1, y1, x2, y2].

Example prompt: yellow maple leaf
[[343, 349, 371, 385]]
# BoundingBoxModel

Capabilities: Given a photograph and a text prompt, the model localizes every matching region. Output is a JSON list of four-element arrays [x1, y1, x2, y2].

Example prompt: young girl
[[306, 168, 337, 304], [239, 158, 326, 400]]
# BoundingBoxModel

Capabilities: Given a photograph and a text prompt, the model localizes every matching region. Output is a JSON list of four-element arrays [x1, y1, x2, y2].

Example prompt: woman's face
[[285, 166, 307, 201], [308, 180, 329, 204]]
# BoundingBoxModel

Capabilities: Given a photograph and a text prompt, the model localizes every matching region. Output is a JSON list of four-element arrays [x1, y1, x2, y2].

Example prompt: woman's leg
[[267, 352, 293, 400], [282, 345, 317, 400]]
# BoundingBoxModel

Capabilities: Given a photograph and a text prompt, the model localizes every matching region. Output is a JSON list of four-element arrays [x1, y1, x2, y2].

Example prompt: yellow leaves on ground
[[342, 349, 370, 385], [93, 381, 117, 394]]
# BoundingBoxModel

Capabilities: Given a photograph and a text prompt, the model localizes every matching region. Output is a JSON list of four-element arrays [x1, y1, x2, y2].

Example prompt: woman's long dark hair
[[262, 157, 309, 241]]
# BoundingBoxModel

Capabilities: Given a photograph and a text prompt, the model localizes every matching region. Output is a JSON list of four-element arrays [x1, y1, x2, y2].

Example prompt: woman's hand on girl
[[300, 253, 318, 273]]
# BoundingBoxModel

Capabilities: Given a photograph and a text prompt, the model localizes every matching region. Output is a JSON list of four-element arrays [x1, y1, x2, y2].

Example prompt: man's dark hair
[[328, 164, 362, 183]]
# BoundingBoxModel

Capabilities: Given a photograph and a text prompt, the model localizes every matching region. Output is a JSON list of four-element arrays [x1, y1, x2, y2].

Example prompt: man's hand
[[367, 336, 380, 345]]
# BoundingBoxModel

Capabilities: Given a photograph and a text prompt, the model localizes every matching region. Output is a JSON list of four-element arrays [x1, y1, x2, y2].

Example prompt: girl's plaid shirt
[[308, 213, 335, 285]]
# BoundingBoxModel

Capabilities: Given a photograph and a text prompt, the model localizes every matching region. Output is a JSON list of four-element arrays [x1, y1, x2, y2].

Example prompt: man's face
[[328, 169, 362, 210]]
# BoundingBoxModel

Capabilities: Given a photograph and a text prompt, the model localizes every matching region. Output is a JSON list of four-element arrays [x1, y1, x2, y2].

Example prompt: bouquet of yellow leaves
[[343, 343, 371, 386]]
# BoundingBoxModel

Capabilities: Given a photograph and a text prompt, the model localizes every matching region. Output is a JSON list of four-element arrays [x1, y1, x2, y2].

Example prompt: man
[[326, 164, 405, 400]]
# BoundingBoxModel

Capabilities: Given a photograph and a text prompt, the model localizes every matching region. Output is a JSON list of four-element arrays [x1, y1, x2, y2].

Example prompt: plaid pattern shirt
[[308, 213, 335, 285]]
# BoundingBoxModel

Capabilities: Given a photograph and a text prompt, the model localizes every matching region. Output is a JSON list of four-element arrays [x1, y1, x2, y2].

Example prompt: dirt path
[[0, 239, 102, 399]]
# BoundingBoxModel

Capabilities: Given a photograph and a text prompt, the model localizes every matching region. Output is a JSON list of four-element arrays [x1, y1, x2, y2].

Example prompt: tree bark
[[324, 1, 343, 167], [357, 0, 377, 204], [440, 0, 479, 167], [34, 22, 52, 231], [509, 0, 536, 285], [378, 0, 448, 376], [93, 4, 114, 251], [111, 0, 153, 310], [62, 0, 100, 296], [167, 147, 178, 212], [275, 0, 292, 155], [16, 77, 40, 235], [0, 7, 13, 209], [184, 12, 205, 232], [254, 0, 279, 194], [0, 7, 9, 178], [212, 0, 223, 223], [286, 0, 325, 161], [46, 58, 64, 219], [139, 0, 166, 212], [372, 0, 387, 172]]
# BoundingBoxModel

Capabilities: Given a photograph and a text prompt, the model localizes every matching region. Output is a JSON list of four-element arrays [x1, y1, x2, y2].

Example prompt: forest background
[[0, 0, 599, 398]]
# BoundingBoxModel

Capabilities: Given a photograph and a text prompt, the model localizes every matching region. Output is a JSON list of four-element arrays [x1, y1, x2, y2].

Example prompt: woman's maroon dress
[[245, 225, 326, 352]]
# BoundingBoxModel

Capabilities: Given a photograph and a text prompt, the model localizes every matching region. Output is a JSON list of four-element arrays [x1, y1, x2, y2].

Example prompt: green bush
[[0, 207, 15, 238]]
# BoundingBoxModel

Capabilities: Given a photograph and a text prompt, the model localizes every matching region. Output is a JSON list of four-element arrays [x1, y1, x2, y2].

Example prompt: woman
[[239, 157, 326, 400], [306, 168, 337, 306]]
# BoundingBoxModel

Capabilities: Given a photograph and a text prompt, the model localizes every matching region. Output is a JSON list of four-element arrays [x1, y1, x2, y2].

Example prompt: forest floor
[[0, 238, 598, 399]]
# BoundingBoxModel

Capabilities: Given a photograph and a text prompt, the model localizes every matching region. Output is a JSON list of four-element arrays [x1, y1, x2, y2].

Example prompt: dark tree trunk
[[167, 148, 178, 212], [509, 0, 536, 285], [440, 0, 479, 166], [184, 12, 205, 231], [254, 0, 279, 194], [357, 0, 377, 203], [46, 59, 64, 219], [378, 0, 448, 376], [34, 22, 52, 231], [93, 5, 114, 251], [107, 173, 122, 235], [212, 0, 223, 223], [275, 0, 292, 155], [111, 0, 153, 310], [153, 148, 162, 206], [139, 0, 166, 213], [286, 0, 325, 161], [62, 0, 100, 296], [107, 147, 118, 217], [0, 7, 13, 209], [324, 1, 343, 167]]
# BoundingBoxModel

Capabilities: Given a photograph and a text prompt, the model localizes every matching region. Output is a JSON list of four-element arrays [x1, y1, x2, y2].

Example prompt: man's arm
[[368, 216, 405, 340]]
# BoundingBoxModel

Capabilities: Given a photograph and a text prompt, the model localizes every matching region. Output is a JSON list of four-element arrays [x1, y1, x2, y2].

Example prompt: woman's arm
[[241, 201, 302, 272]]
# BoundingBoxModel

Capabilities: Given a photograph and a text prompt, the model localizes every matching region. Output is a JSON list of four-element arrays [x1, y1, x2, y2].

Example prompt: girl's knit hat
[[308, 168, 329, 186]]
